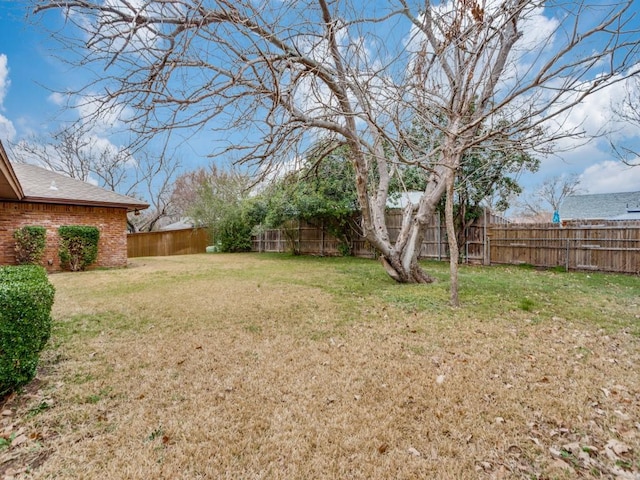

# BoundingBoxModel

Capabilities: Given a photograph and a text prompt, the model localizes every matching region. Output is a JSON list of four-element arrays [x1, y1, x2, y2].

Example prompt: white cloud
[[0, 54, 9, 107], [501, 5, 560, 89], [579, 160, 640, 194], [516, 7, 559, 51], [74, 93, 133, 135], [48, 92, 67, 106], [525, 69, 640, 189], [551, 73, 640, 151], [0, 54, 16, 140], [0, 114, 17, 141], [84, 175, 99, 186]]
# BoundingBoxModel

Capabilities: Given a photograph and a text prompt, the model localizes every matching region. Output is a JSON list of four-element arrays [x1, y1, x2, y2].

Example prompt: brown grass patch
[[2, 254, 639, 479]]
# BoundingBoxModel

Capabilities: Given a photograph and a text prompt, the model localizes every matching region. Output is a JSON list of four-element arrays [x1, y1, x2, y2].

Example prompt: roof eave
[[0, 141, 24, 200], [23, 196, 150, 212]]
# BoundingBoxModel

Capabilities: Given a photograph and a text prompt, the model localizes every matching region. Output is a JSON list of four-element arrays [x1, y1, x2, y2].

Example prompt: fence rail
[[127, 227, 209, 258], [488, 223, 640, 274], [488, 237, 640, 273]]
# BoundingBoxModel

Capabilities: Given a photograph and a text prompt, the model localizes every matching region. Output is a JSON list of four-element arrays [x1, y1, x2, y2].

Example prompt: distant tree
[[11, 129, 180, 232], [611, 75, 640, 166], [12, 129, 114, 183], [515, 174, 582, 220], [170, 169, 211, 220], [181, 165, 255, 252], [126, 151, 181, 232]]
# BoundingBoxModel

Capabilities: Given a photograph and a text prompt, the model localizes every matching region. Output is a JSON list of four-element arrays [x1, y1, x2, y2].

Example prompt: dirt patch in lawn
[[2, 255, 639, 479]]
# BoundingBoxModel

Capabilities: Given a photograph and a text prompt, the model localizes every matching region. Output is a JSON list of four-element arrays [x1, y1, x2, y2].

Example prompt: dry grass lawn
[[1, 254, 639, 479]]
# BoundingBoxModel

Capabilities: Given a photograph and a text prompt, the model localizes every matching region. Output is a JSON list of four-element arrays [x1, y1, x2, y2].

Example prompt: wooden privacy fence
[[252, 216, 639, 274], [127, 218, 639, 275], [252, 209, 504, 263], [251, 224, 378, 258], [252, 222, 487, 262], [128, 227, 209, 258], [488, 222, 640, 274]]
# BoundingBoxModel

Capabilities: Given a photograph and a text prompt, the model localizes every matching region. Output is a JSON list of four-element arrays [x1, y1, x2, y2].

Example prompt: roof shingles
[[559, 191, 640, 220], [11, 163, 148, 211]]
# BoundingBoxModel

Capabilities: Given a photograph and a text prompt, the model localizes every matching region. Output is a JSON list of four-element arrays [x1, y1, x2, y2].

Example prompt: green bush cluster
[[216, 209, 254, 253], [58, 226, 100, 271], [0, 265, 55, 396], [13, 226, 47, 265]]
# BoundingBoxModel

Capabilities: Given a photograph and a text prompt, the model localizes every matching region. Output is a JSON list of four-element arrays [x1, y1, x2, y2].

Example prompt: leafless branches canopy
[[515, 174, 582, 219], [32, 0, 640, 284], [611, 75, 640, 166], [11, 129, 180, 232]]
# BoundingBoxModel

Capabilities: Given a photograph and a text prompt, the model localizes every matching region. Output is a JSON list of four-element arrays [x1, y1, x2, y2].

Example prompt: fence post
[[483, 208, 488, 265], [436, 214, 441, 261], [565, 238, 570, 272]]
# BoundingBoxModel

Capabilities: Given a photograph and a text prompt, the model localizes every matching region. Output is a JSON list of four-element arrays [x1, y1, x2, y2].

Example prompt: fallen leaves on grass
[[1, 255, 639, 479]]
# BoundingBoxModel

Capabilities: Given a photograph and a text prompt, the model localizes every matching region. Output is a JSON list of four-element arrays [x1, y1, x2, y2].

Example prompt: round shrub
[[58, 225, 100, 271], [13, 226, 47, 265], [0, 265, 55, 396]]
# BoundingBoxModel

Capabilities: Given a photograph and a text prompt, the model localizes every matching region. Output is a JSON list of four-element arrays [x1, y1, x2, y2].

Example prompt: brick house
[[0, 141, 148, 272]]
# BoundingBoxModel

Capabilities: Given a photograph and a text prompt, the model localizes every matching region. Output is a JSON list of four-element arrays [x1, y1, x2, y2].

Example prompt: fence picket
[[127, 228, 209, 257]]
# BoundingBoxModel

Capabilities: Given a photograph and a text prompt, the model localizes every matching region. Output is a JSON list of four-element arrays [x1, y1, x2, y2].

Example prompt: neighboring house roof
[[0, 140, 149, 212], [610, 211, 640, 220], [559, 191, 640, 220], [386, 191, 424, 209], [159, 218, 197, 231]]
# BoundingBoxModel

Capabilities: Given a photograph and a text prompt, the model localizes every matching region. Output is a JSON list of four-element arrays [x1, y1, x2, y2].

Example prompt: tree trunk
[[380, 250, 435, 283], [445, 173, 460, 306], [369, 175, 455, 283], [355, 149, 460, 284]]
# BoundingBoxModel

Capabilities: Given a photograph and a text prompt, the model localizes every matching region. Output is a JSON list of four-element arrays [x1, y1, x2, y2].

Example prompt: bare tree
[[515, 174, 583, 220], [127, 151, 182, 232], [31, 0, 640, 303], [169, 168, 213, 220], [12, 128, 180, 231], [12, 129, 99, 182], [611, 75, 640, 166]]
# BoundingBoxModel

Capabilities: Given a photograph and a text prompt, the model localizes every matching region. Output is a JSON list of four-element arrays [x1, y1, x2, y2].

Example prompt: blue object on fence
[[552, 210, 560, 223]]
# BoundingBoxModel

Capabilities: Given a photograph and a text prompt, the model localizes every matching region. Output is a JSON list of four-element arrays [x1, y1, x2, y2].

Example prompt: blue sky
[[1, 1, 640, 200]]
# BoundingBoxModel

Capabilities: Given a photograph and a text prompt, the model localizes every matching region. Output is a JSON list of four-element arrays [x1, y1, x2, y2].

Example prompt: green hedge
[[13, 226, 47, 265], [58, 226, 100, 271], [0, 265, 55, 396]]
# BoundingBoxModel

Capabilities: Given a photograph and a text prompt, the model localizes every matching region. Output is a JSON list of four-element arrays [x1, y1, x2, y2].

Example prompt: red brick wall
[[0, 201, 129, 272]]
